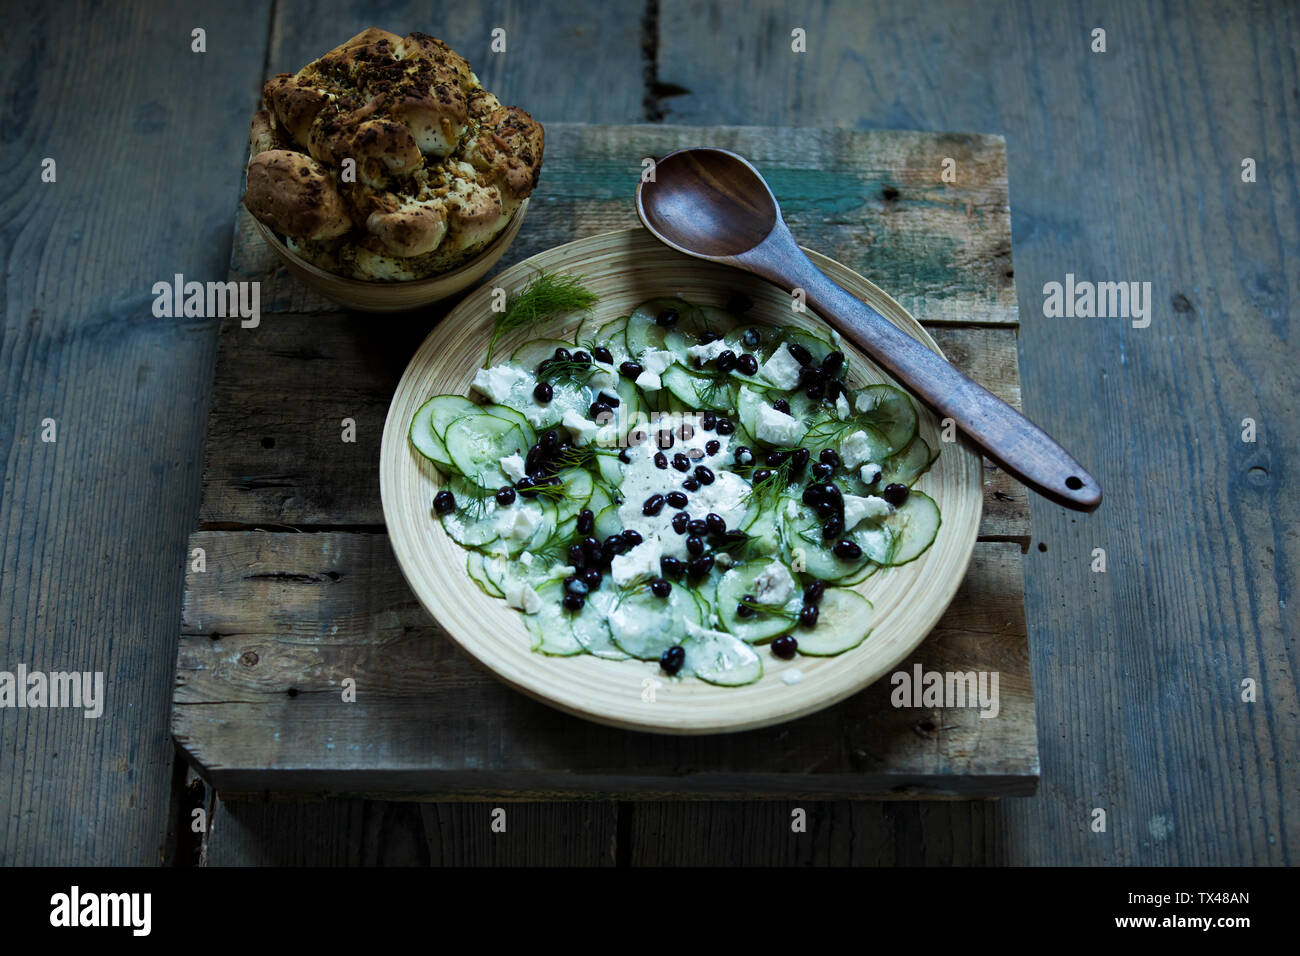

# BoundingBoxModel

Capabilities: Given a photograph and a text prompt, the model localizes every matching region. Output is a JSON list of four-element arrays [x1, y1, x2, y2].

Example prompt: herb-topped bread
[[243, 28, 544, 281]]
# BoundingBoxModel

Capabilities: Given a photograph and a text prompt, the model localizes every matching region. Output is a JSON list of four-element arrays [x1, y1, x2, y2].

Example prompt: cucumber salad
[[409, 293, 941, 687]]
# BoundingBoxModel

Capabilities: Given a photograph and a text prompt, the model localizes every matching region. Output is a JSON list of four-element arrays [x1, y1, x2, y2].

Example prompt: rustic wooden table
[[2, 0, 1295, 865]]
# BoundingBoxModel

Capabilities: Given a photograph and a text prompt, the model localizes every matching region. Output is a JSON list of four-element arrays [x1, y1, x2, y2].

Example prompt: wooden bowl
[[380, 228, 983, 734], [249, 199, 529, 313]]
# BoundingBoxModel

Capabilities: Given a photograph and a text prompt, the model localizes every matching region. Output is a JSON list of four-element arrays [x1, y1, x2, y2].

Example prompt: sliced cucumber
[[856, 490, 941, 566], [879, 435, 938, 488], [409, 394, 472, 472], [466, 551, 504, 597], [594, 503, 623, 540], [626, 300, 676, 356], [444, 412, 531, 488], [714, 561, 799, 643], [608, 584, 702, 660], [795, 587, 873, 656], [577, 589, 631, 659], [855, 384, 918, 453], [522, 581, 585, 656], [554, 467, 594, 521], [782, 502, 875, 582], [682, 622, 763, 686], [509, 337, 576, 370], [439, 488, 501, 548]]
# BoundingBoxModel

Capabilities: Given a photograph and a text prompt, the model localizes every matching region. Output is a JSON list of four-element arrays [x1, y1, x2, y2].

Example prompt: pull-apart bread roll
[[243, 28, 543, 280]]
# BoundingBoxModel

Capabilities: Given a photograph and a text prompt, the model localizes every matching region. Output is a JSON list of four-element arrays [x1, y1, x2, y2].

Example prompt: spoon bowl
[[637, 147, 1101, 512]]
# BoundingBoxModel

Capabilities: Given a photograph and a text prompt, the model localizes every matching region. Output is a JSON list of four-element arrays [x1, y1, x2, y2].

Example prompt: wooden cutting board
[[174, 124, 1037, 798]]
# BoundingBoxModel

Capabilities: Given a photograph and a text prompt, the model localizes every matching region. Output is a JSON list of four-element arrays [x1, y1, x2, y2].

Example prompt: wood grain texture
[[0, 0, 271, 866], [175, 534, 1034, 796], [233, 125, 1018, 324], [199, 798, 619, 866], [653, 0, 1300, 865], [198, 316, 1028, 542]]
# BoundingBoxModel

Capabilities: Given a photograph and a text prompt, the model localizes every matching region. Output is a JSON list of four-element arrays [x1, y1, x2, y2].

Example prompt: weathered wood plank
[[197, 315, 1028, 541], [0, 0, 272, 866], [174, 533, 1033, 798], [199, 797, 619, 866], [657, 0, 1300, 866], [232, 125, 1018, 325]]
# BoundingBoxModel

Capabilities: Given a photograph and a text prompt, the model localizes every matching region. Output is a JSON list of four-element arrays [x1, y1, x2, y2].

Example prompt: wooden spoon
[[636, 147, 1101, 512]]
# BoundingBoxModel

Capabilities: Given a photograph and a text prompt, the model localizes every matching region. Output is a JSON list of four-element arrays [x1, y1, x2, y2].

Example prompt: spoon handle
[[737, 229, 1101, 512]]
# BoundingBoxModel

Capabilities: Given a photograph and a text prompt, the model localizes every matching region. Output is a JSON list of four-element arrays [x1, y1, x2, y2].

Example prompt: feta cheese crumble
[[561, 408, 600, 445], [835, 392, 851, 419], [781, 669, 804, 685], [611, 538, 663, 587], [758, 344, 803, 390], [753, 561, 797, 605], [860, 461, 882, 485], [840, 429, 875, 469], [499, 452, 527, 482], [504, 580, 542, 614], [755, 402, 807, 445], [842, 493, 892, 531], [471, 365, 530, 403], [686, 339, 730, 363]]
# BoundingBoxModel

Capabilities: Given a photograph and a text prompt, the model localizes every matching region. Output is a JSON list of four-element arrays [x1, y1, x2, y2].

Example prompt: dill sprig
[[737, 595, 799, 621], [537, 358, 600, 388], [445, 476, 495, 520], [552, 444, 598, 471], [736, 455, 796, 510], [486, 270, 600, 363]]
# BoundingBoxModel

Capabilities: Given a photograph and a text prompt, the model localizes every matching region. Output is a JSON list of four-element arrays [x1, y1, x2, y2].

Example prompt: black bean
[[882, 482, 911, 506], [581, 536, 603, 560], [822, 515, 844, 540], [696, 466, 717, 487], [619, 360, 643, 379], [535, 359, 553, 377], [582, 567, 602, 588], [642, 494, 665, 516], [736, 353, 759, 375], [800, 485, 823, 506], [803, 580, 826, 605], [666, 491, 688, 509], [671, 513, 690, 534], [772, 634, 798, 659], [716, 350, 737, 373], [618, 448, 631, 464], [701, 411, 717, 430], [789, 447, 810, 477], [715, 418, 735, 435], [592, 346, 614, 364], [772, 398, 791, 414], [686, 535, 704, 555], [433, 490, 456, 515], [765, 450, 789, 467], [661, 555, 685, 578], [572, 350, 591, 364], [736, 601, 755, 619], [799, 365, 826, 386], [564, 575, 588, 597], [622, 529, 644, 548], [812, 462, 833, 482], [597, 390, 620, 408], [654, 451, 668, 470], [656, 307, 679, 327], [799, 605, 820, 628], [660, 645, 685, 674], [820, 483, 842, 502], [658, 430, 675, 450], [540, 430, 559, 455], [672, 454, 691, 472], [733, 446, 754, 466], [589, 401, 612, 420], [825, 380, 843, 402], [705, 439, 721, 456], [806, 382, 825, 400], [677, 422, 695, 441], [553, 347, 572, 362], [814, 499, 836, 519], [687, 555, 715, 576], [576, 509, 594, 535], [682, 478, 701, 491], [742, 327, 762, 348], [752, 468, 773, 484], [685, 519, 707, 537], [568, 543, 586, 567], [650, 577, 672, 598], [787, 342, 812, 366], [833, 539, 863, 560], [562, 593, 585, 611], [823, 351, 845, 374], [532, 381, 553, 403], [819, 448, 842, 467], [706, 513, 727, 536], [495, 486, 516, 506]]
